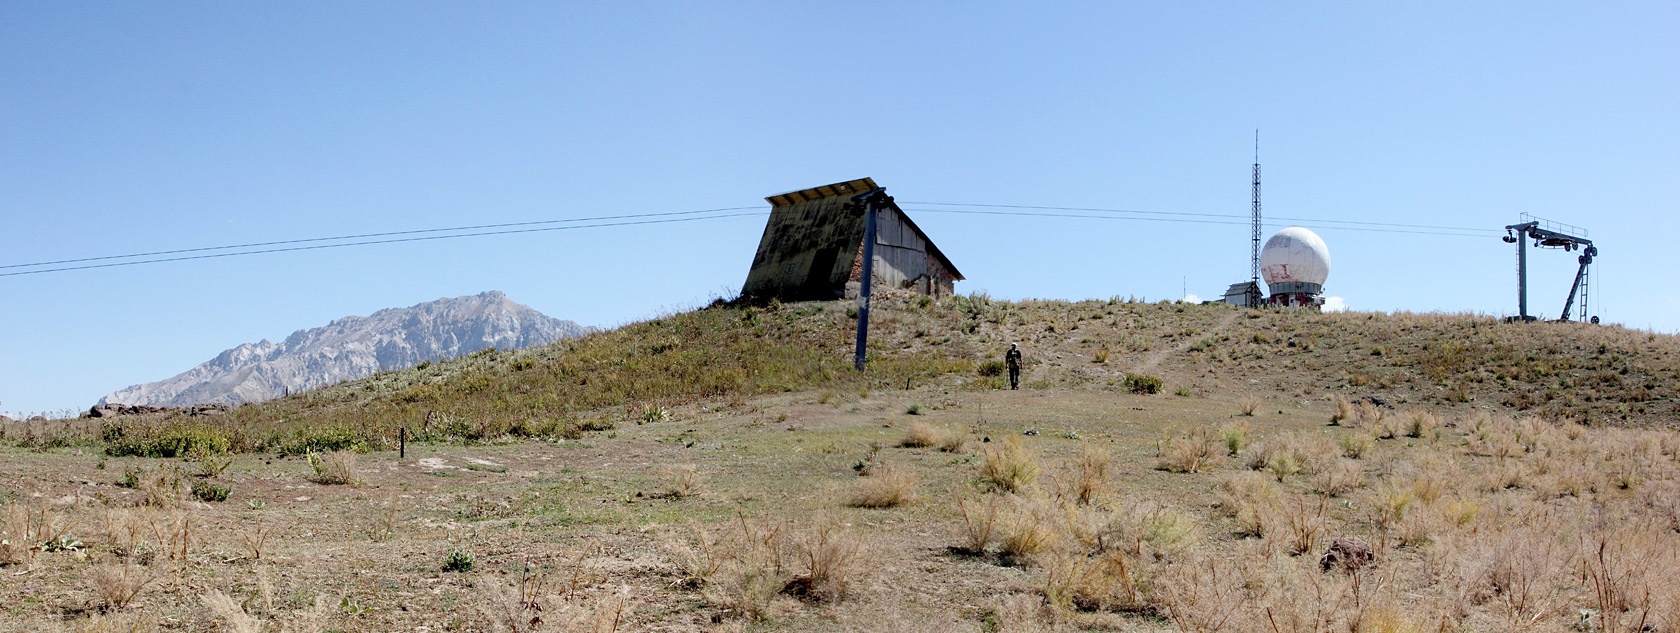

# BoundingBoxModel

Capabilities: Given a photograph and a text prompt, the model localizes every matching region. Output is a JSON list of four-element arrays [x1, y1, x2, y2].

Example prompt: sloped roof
[[765, 177, 878, 207], [764, 178, 963, 281]]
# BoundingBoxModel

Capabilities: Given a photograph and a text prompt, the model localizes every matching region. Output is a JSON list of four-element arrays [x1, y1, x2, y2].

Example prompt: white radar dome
[[1260, 227, 1330, 292]]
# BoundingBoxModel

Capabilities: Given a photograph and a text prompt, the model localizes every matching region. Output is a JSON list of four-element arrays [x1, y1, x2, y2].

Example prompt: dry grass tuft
[[954, 492, 1003, 555], [305, 450, 361, 486], [1330, 396, 1355, 425], [1041, 550, 1139, 613], [981, 438, 1040, 493], [790, 514, 864, 602], [1000, 498, 1058, 560], [849, 465, 917, 508], [672, 514, 864, 619], [661, 464, 707, 499], [1157, 427, 1219, 474], [1311, 459, 1365, 497], [937, 431, 970, 453], [1, 503, 38, 566], [901, 423, 945, 448], [201, 588, 331, 633], [1238, 397, 1263, 417], [1156, 554, 1247, 633], [92, 561, 155, 610], [1054, 445, 1111, 505]]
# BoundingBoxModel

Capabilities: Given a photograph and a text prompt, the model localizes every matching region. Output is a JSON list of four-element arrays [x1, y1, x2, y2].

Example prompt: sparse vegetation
[[442, 548, 475, 572], [305, 450, 361, 486], [1124, 373, 1163, 395], [980, 437, 1040, 493], [190, 480, 230, 502], [848, 465, 917, 508], [900, 422, 943, 448], [4, 297, 1680, 630]]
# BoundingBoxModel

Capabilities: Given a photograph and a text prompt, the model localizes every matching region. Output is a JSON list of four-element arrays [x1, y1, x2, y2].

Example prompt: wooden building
[[740, 178, 963, 301]]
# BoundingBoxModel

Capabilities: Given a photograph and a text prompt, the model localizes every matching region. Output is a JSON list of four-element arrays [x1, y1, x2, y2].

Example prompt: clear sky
[[3, 2, 1676, 416]]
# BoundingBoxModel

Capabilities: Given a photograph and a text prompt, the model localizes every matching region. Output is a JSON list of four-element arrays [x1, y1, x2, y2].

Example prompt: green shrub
[[906, 403, 924, 415], [1175, 386, 1193, 397], [978, 361, 1006, 377], [103, 424, 230, 458], [442, 549, 475, 573], [1124, 373, 1164, 395], [191, 481, 230, 502], [273, 426, 363, 456], [575, 418, 616, 432]]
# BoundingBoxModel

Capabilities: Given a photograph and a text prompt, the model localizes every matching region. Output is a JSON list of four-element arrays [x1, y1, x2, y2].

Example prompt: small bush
[[274, 426, 364, 456], [91, 562, 154, 610], [1175, 386, 1193, 397], [1239, 398, 1262, 416], [1000, 500, 1057, 559], [575, 417, 617, 433], [1218, 423, 1250, 457], [980, 438, 1040, 493], [1093, 348, 1110, 364], [1062, 445, 1111, 505], [1124, 373, 1163, 395], [1403, 409, 1439, 440], [660, 464, 706, 499], [306, 450, 362, 486], [954, 492, 1002, 554], [790, 515, 863, 602], [1340, 432, 1376, 459], [1157, 428, 1218, 474], [1265, 451, 1302, 481], [103, 424, 230, 458], [900, 423, 943, 448], [442, 549, 475, 573], [1330, 397, 1354, 425], [639, 406, 668, 425], [978, 361, 1006, 377], [191, 481, 230, 503], [849, 465, 917, 508], [905, 403, 924, 416]]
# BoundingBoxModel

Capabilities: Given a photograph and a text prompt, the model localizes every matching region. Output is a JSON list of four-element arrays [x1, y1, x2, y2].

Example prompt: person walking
[[1005, 343, 1023, 390]]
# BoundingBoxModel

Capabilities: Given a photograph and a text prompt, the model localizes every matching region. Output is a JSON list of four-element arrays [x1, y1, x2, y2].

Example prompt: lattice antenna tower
[[1250, 131, 1262, 304]]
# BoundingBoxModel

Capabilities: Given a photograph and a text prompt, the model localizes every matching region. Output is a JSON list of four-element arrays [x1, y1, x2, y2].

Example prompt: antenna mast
[[1250, 130, 1262, 306]]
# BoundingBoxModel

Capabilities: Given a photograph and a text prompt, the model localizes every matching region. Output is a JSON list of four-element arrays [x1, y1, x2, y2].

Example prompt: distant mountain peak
[[101, 292, 594, 408]]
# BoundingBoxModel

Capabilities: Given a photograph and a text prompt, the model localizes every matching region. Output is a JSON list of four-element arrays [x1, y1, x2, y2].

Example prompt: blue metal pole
[[854, 198, 877, 371]]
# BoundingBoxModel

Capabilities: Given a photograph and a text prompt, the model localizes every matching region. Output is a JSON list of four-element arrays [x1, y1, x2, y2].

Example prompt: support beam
[[1560, 246, 1597, 322], [849, 189, 888, 371]]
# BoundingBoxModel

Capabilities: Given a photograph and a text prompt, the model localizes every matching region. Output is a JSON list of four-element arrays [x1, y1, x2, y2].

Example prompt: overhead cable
[[0, 213, 760, 278], [0, 207, 759, 271]]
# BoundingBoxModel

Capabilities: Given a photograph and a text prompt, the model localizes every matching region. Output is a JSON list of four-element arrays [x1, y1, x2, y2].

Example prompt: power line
[[903, 201, 1499, 234], [899, 207, 1492, 238], [1, 206, 759, 271], [0, 213, 762, 278], [3, 197, 1501, 279]]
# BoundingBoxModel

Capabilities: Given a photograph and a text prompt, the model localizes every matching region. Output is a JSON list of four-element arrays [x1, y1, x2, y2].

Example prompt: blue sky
[[2, 2, 1676, 415]]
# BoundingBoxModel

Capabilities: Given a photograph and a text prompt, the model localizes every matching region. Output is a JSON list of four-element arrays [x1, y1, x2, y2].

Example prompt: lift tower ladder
[[1502, 213, 1596, 322]]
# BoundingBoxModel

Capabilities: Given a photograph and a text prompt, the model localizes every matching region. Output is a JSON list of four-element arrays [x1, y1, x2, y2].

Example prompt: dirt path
[[1132, 310, 1238, 374]]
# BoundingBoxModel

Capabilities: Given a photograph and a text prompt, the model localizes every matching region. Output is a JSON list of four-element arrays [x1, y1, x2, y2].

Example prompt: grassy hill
[[69, 294, 1680, 457], [3, 296, 1679, 632]]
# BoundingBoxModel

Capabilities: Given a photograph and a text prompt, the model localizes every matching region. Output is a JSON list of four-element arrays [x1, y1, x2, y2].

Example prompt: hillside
[[91, 294, 1677, 455], [99, 291, 593, 408], [3, 296, 1678, 632]]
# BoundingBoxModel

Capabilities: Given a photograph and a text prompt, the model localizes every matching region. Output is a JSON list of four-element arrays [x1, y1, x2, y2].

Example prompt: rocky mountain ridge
[[101, 291, 592, 407]]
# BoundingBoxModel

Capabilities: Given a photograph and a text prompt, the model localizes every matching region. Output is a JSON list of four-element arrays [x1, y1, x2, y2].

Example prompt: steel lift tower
[[1502, 213, 1597, 322]]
